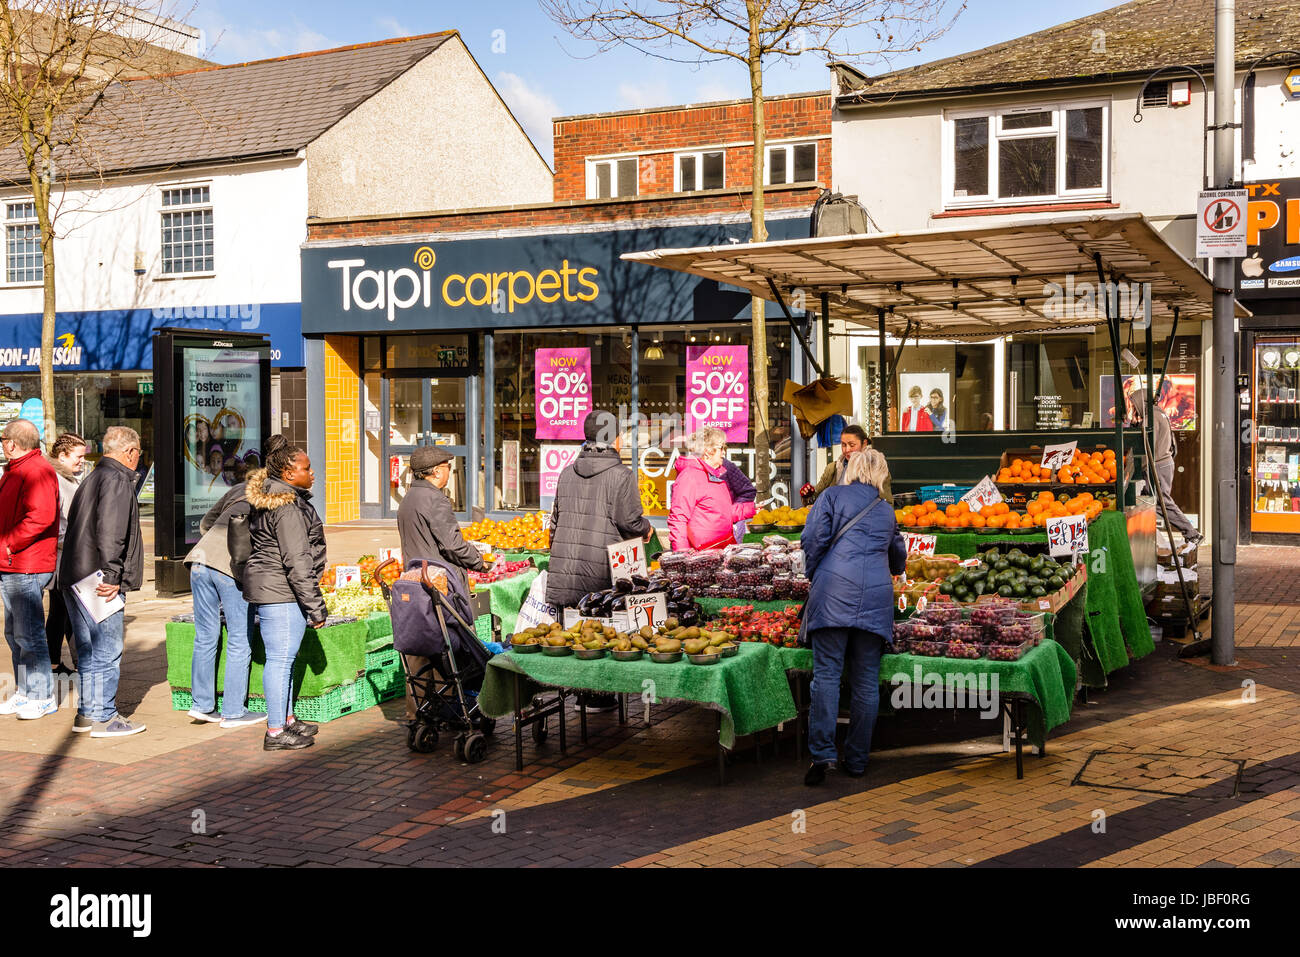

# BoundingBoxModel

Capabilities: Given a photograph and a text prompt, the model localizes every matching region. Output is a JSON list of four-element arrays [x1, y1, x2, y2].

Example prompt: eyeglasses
[[125, 447, 142, 457]]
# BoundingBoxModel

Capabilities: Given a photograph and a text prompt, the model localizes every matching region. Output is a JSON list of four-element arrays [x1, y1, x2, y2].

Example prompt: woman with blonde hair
[[800, 447, 905, 785], [668, 427, 757, 551]]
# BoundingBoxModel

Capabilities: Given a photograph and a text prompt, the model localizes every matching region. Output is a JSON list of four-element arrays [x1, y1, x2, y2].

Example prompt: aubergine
[[611, 594, 629, 611], [630, 574, 651, 591], [599, 593, 616, 616], [613, 577, 634, 595], [577, 592, 602, 616], [678, 607, 700, 626]]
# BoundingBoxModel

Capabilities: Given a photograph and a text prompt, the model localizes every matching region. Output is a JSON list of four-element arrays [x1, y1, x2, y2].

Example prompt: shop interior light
[[645, 340, 664, 360]]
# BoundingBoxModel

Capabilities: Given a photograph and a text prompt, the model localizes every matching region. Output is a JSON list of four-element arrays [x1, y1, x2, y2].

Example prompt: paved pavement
[[3, 530, 1299, 868]]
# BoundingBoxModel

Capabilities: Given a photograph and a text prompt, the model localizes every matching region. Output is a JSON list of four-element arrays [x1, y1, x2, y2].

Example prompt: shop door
[[382, 375, 472, 521]]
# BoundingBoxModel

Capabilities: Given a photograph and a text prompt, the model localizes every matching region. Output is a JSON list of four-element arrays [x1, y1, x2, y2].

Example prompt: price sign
[[960, 558, 982, 567], [607, 538, 648, 582], [379, 547, 401, 565], [685, 345, 749, 442], [903, 533, 937, 556], [534, 348, 592, 440], [914, 595, 929, 617], [334, 565, 362, 588], [898, 593, 908, 612], [1040, 441, 1077, 472], [539, 443, 581, 511], [960, 476, 1003, 510], [1046, 514, 1089, 559], [626, 593, 669, 630]]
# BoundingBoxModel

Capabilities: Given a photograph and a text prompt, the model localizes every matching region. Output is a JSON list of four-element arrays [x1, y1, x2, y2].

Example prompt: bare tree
[[542, 0, 963, 497], [0, 1, 201, 446]]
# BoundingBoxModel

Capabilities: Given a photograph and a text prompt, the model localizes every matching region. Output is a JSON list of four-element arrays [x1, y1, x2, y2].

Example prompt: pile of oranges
[[463, 512, 550, 551], [896, 491, 1105, 529], [997, 447, 1118, 485], [896, 500, 1027, 529], [1028, 490, 1105, 524]]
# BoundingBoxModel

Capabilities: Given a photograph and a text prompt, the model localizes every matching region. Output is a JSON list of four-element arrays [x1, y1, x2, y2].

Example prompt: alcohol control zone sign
[[1197, 188, 1249, 258], [685, 345, 749, 443], [534, 347, 592, 440]]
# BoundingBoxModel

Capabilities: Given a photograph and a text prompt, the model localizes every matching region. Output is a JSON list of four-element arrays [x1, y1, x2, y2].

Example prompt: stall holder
[[623, 213, 1246, 656]]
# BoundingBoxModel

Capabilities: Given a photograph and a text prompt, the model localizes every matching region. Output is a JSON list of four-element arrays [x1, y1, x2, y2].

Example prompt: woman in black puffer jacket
[[242, 445, 328, 751]]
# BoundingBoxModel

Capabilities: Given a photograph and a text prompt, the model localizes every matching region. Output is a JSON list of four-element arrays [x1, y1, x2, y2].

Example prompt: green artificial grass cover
[[479, 641, 797, 749], [779, 638, 1076, 749], [165, 618, 369, 700]]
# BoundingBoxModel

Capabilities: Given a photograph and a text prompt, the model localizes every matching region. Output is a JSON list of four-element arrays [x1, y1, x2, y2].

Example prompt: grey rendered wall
[[306, 35, 553, 219]]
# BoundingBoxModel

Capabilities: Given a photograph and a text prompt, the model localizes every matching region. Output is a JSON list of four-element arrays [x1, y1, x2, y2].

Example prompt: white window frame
[[763, 141, 818, 186], [159, 183, 214, 276], [585, 157, 640, 199], [943, 99, 1111, 209], [3, 200, 42, 286], [673, 150, 727, 192]]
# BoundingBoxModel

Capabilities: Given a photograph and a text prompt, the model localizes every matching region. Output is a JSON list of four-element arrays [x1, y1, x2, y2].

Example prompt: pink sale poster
[[685, 345, 749, 442], [534, 347, 592, 440]]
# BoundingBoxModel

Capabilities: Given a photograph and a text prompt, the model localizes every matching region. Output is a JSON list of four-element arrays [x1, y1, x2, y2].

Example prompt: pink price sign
[[685, 345, 749, 442], [539, 444, 581, 501], [535, 348, 592, 440]]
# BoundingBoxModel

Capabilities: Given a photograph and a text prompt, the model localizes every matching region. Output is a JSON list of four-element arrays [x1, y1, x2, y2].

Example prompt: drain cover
[[1072, 750, 1244, 799]]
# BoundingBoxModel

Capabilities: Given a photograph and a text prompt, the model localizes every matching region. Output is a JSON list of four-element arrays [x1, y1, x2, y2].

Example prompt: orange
[[946, 504, 960, 519], [969, 514, 986, 529], [901, 512, 916, 526]]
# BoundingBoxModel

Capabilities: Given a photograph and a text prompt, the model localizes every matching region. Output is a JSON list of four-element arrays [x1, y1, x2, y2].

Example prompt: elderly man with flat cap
[[397, 446, 487, 574], [396, 446, 491, 724]]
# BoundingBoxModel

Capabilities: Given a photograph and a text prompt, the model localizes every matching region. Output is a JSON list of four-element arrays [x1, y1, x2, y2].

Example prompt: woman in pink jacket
[[669, 427, 758, 551]]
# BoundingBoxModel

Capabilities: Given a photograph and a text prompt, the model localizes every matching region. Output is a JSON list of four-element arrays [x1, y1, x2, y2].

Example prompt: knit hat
[[411, 446, 453, 475]]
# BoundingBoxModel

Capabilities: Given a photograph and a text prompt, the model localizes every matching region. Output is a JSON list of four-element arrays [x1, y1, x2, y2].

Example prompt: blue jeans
[[63, 588, 126, 722], [258, 603, 305, 731], [190, 563, 255, 717], [1, 572, 53, 700], [808, 627, 885, 772]]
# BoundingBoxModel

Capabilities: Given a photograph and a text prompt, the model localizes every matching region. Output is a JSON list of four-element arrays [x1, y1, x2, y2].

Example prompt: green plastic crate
[[171, 643, 405, 723]]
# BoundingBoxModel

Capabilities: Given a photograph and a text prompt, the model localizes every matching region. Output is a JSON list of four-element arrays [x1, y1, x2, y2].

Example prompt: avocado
[[998, 584, 1014, 598]]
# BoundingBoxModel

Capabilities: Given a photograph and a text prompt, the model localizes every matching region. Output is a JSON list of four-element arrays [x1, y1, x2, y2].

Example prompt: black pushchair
[[374, 557, 496, 762]]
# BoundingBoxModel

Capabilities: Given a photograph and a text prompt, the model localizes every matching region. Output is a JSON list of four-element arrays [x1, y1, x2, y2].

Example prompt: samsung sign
[[300, 219, 808, 334]]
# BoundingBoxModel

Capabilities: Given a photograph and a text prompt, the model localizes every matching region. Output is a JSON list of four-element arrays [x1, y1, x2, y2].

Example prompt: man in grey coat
[[396, 446, 488, 723], [546, 411, 651, 609], [397, 447, 486, 573], [1131, 389, 1201, 556]]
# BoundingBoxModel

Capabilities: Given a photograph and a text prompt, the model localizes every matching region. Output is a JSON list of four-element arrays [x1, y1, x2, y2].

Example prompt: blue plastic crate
[[918, 484, 973, 506]]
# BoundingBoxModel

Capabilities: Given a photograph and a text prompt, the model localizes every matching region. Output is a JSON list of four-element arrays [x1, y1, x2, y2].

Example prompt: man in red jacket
[[0, 419, 60, 719]]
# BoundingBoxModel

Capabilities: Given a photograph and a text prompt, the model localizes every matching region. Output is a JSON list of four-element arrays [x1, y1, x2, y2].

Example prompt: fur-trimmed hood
[[45, 453, 81, 482], [244, 468, 302, 510]]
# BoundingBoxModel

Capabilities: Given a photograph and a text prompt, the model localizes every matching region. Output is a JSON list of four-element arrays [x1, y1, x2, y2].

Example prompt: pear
[[546, 635, 568, 647], [655, 638, 682, 653], [683, 638, 709, 655], [630, 635, 649, 650]]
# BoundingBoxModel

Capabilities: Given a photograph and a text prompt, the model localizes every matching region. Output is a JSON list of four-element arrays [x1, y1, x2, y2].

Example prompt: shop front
[[300, 216, 815, 524], [0, 304, 303, 482], [1236, 177, 1300, 544]]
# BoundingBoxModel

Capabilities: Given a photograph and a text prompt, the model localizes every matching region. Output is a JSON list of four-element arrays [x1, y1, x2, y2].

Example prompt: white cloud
[[495, 71, 558, 166], [693, 80, 742, 103], [194, 12, 336, 63], [616, 80, 672, 110], [376, 16, 413, 38]]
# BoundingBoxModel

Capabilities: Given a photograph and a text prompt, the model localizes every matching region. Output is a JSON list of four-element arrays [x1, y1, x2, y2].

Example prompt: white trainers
[[16, 698, 57, 720], [0, 693, 30, 716], [187, 708, 223, 723]]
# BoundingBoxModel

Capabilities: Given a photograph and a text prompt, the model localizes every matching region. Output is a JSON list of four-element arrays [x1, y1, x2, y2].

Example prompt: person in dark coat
[[58, 426, 145, 738], [44, 432, 86, 676], [182, 435, 288, 730], [545, 410, 651, 609], [242, 445, 327, 751], [799, 448, 905, 786], [397, 446, 486, 573], [396, 445, 489, 722]]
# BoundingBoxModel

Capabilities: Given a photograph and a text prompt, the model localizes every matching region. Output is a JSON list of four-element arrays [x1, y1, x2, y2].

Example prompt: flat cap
[[411, 446, 454, 473]]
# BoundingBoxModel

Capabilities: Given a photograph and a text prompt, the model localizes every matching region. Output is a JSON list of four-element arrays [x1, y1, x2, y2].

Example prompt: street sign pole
[[1212, 0, 1238, 665]]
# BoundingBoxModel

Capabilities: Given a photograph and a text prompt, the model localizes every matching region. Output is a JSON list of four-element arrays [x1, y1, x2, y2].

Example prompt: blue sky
[[189, 0, 1123, 164]]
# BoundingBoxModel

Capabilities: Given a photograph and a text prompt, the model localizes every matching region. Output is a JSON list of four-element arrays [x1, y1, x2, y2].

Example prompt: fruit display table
[[746, 511, 1144, 688], [778, 639, 1076, 760], [474, 567, 542, 637], [479, 642, 798, 770]]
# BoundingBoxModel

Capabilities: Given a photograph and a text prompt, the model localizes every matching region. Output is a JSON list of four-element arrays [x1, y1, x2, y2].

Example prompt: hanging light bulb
[[645, 339, 664, 360]]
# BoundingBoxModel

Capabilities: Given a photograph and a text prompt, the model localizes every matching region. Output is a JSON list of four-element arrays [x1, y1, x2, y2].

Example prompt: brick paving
[[2, 524, 1300, 867]]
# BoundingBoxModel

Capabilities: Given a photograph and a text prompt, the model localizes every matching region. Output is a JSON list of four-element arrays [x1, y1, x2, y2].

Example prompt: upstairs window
[[945, 102, 1109, 207], [161, 185, 214, 274], [675, 150, 725, 192], [587, 158, 638, 199], [4, 202, 41, 284], [765, 142, 817, 185]]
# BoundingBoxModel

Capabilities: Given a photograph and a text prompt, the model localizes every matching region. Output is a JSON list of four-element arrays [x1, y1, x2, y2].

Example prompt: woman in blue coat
[[800, 448, 906, 785]]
